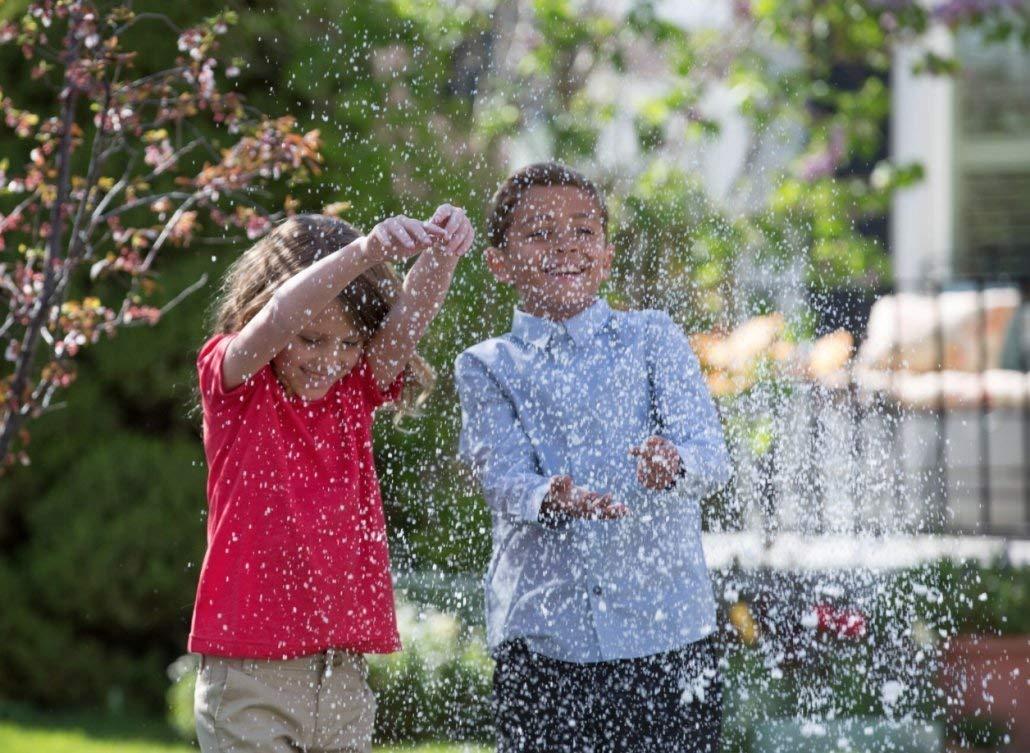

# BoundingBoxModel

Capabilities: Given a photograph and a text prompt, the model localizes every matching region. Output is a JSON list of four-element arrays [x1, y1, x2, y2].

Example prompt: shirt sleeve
[[357, 357, 405, 411], [197, 333, 254, 409], [455, 351, 553, 524], [646, 312, 732, 498]]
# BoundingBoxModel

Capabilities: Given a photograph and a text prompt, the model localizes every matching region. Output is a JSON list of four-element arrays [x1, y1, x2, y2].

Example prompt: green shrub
[[369, 602, 492, 743], [0, 437, 205, 710], [166, 599, 494, 744], [947, 715, 1009, 750]]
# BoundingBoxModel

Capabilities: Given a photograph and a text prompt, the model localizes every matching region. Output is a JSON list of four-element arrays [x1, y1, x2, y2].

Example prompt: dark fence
[[738, 274, 1029, 540]]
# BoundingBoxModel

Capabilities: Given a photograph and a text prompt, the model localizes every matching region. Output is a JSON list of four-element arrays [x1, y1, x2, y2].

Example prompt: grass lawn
[[0, 703, 488, 753]]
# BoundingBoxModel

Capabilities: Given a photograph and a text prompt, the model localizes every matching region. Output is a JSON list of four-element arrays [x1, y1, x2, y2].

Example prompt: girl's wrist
[[350, 236, 383, 265], [423, 246, 462, 268]]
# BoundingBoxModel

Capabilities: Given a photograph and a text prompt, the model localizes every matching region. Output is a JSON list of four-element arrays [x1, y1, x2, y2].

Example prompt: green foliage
[[163, 558, 1030, 746], [0, 0, 493, 714], [912, 559, 1030, 636], [0, 435, 204, 709], [947, 715, 1009, 750], [3, 0, 1028, 724], [165, 599, 493, 744]]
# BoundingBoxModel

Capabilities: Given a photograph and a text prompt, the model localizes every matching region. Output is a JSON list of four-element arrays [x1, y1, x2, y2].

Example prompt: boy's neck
[[519, 296, 599, 323]]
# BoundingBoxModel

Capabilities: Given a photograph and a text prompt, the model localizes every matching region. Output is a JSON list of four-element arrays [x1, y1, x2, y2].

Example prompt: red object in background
[[941, 636, 1030, 753], [814, 604, 868, 638]]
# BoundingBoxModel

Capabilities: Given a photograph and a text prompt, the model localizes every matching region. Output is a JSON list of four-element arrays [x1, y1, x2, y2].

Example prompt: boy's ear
[[484, 246, 512, 284], [600, 242, 615, 276]]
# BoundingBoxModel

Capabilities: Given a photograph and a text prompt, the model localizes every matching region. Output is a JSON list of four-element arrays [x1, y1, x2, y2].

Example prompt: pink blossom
[[177, 28, 205, 61], [124, 305, 161, 325], [55, 332, 86, 358], [168, 211, 199, 244], [198, 61, 216, 100], [143, 139, 175, 174], [245, 212, 271, 240], [812, 604, 867, 639], [933, 0, 1020, 25], [798, 127, 846, 182]]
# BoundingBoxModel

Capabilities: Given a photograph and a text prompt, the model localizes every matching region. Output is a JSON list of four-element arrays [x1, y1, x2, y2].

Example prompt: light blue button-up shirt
[[455, 298, 730, 663]]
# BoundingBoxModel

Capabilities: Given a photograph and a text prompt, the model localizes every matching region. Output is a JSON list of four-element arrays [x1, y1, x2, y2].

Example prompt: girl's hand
[[361, 215, 447, 264], [428, 204, 474, 257], [629, 436, 683, 490]]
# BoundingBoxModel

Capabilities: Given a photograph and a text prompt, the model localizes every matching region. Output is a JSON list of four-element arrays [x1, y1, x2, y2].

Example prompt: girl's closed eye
[[299, 333, 323, 345]]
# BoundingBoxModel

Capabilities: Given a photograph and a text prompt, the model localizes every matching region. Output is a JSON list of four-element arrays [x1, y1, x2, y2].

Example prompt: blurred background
[[0, 0, 1027, 751]]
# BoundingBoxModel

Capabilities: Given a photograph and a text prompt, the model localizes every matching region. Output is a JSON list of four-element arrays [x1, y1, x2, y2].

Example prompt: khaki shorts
[[194, 650, 376, 753]]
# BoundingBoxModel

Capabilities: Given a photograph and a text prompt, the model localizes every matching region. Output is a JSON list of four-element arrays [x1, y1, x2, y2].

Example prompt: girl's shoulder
[[344, 356, 404, 412], [197, 332, 271, 408]]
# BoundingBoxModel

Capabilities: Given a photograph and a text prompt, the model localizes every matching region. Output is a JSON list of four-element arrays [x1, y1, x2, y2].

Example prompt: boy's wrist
[[537, 475, 570, 526], [662, 444, 687, 490]]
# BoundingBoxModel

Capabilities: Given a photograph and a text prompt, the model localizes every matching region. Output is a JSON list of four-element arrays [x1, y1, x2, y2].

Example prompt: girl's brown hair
[[212, 213, 435, 413]]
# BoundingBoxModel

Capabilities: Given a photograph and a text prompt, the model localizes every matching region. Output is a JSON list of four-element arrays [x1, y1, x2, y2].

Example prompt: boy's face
[[272, 301, 365, 401], [486, 185, 614, 321]]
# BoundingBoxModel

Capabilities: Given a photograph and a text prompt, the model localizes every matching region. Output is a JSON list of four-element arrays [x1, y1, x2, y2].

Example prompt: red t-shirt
[[188, 333, 403, 658]]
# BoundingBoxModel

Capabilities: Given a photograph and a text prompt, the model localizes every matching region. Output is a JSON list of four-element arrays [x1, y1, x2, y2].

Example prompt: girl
[[190, 206, 473, 753]]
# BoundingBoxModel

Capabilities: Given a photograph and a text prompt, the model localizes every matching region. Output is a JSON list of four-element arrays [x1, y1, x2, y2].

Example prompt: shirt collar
[[511, 298, 612, 349]]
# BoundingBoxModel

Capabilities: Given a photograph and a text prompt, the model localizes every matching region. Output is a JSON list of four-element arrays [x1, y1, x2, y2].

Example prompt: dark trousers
[[493, 635, 723, 753]]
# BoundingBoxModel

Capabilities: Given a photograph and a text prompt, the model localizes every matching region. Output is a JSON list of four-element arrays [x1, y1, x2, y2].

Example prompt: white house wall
[[890, 26, 956, 286]]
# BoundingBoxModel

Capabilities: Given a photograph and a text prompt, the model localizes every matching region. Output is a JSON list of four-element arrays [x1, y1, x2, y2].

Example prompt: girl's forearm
[[366, 248, 459, 388], [266, 239, 377, 332], [223, 239, 379, 388]]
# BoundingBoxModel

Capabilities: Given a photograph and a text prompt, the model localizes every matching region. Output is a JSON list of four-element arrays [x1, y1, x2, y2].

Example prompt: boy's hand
[[629, 436, 682, 490], [540, 475, 629, 522], [361, 215, 447, 263], [428, 204, 474, 257]]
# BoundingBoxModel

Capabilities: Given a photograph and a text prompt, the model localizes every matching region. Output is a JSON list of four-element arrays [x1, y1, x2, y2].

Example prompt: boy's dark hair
[[487, 162, 608, 248]]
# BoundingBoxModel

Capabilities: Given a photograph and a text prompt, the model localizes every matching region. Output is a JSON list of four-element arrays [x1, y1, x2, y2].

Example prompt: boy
[[455, 162, 731, 752]]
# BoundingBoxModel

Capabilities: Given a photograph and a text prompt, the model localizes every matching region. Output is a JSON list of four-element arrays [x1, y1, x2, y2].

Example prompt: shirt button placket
[[589, 582, 608, 660]]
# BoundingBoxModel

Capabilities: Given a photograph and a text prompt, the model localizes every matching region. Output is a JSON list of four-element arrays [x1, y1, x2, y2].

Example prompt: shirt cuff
[[670, 443, 707, 496], [522, 478, 553, 523]]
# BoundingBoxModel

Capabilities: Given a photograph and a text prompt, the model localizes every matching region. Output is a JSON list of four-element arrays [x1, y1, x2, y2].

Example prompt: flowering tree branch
[[0, 1, 323, 467]]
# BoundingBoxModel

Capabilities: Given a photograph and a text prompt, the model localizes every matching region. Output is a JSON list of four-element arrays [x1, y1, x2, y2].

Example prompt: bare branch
[[153, 272, 210, 319], [113, 65, 190, 95], [138, 194, 200, 273], [66, 63, 119, 269], [88, 153, 140, 228], [114, 12, 183, 38], [0, 14, 85, 460], [96, 191, 193, 221]]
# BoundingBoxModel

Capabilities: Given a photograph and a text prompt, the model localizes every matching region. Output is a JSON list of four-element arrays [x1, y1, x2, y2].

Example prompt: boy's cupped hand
[[428, 203, 474, 257], [629, 436, 683, 490], [361, 214, 448, 263], [540, 475, 629, 522]]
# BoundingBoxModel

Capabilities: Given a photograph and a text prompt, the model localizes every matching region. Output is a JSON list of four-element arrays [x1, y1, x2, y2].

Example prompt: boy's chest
[[504, 336, 653, 437]]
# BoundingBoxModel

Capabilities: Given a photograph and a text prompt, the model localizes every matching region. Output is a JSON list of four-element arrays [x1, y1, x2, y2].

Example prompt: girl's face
[[271, 300, 366, 401]]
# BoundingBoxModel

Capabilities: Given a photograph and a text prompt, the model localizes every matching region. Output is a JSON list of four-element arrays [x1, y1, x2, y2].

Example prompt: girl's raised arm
[[221, 217, 444, 390], [365, 205, 474, 391]]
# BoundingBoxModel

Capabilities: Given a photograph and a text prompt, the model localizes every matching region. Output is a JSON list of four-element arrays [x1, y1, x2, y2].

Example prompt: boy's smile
[[486, 185, 614, 322]]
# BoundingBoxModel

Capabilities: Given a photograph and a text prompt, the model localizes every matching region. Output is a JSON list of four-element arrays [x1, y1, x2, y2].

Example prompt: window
[[954, 30, 1030, 277]]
